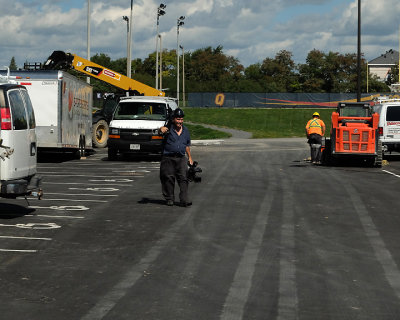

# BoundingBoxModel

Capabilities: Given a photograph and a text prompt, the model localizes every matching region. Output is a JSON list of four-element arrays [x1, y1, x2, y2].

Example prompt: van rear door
[[1, 87, 36, 180], [385, 105, 400, 141], [20, 88, 37, 176]]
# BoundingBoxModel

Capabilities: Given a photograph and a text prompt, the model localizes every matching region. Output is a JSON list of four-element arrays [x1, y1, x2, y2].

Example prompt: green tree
[[187, 46, 244, 86], [9, 57, 17, 70], [260, 50, 297, 92]]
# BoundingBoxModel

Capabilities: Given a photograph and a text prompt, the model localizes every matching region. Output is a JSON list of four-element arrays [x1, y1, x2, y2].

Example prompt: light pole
[[177, 16, 185, 106], [122, 15, 130, 77], [180, 45, 185, 107], [357, 0, 361, 102], [87, 0, 91, 84], [159, 34, 163, 91], [123, 0, 133, 80], [155, 4, 166, 90]]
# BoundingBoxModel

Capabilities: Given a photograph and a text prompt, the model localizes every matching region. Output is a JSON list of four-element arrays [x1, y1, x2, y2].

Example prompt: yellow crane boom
[[44, 51, 165, 96]]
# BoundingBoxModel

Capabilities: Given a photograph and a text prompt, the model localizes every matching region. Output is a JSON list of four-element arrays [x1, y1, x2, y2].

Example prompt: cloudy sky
[[1, 0, 400, 70]]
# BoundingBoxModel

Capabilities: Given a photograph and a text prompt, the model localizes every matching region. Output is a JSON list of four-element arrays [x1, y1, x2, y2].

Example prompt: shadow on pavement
[[0, 203, 35, 219], [138, 198, 166, 205], [102, 154, 162, 163]]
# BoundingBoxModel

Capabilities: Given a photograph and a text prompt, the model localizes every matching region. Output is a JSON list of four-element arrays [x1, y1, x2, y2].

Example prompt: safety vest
[[306, 118, 325, 135]]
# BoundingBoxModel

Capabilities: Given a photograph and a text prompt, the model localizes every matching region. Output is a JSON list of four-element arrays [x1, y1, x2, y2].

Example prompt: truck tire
[[108, 148, 118, 161], [92, 120, 109, 148], [321, 138, 333, 166]]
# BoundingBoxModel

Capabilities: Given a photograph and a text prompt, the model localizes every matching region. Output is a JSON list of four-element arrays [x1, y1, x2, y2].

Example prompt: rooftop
[[369, 49, 399, 65]]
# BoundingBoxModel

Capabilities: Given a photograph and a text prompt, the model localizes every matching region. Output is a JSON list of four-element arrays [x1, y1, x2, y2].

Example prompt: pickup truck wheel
[[92, 120, 109, 148], [108, 148, 118, 161]]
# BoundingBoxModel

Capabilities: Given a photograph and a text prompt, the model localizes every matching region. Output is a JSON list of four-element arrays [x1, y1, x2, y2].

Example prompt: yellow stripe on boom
[[71, 55, 165, 96]]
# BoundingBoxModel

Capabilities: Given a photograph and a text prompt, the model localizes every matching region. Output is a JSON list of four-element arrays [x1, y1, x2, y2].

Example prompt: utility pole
[[155, 4, 166, 90], [176, 16, 185, 106], [127, 0, 133, 79], [159, 34, 163, 91], [87, 0, 90, 84], [180, 45, 185, 107], [357, 0, 361, 102]]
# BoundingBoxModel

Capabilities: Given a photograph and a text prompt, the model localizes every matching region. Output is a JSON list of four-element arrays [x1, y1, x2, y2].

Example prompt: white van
[[107, 96, 177, 160], [373, 100, 400, 153], [0, 82, 41, 198]]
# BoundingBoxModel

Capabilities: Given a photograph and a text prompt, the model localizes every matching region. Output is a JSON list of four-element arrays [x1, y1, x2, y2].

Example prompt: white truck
[[373, 97, 400, 154], [0, 73, 41, 199], [0, 70, 93, 158], [107, 96, 177, 160]]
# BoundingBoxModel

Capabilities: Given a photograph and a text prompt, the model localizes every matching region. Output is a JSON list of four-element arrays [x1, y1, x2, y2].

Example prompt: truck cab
[[107, 96, 177, 160], [0, 82, 41, 198]]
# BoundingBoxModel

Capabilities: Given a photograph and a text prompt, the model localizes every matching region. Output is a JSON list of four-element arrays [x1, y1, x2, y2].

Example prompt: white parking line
[[0, 249, 37, 253], [45, 193, 117, 197], [90, 179, 134, 182], [33, 215, 85, 219], [40, 174, 140, 178], [0, 235, 52, 241], [26, 198, 108, 202], [0, 223, 61, 229], [29, 205, 89, 211], [112, 170, 150, 173], [383, 169, 400, 178], [69, 187, 119, 192], [44, 182, 131, 186]]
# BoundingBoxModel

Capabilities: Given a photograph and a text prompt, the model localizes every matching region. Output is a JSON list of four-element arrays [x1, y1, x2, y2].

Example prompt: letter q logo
[[215, 93, 225, 107]]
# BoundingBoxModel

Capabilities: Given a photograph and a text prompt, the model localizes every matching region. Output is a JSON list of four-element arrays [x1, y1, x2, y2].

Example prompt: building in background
[[368, 49, 399, 82]]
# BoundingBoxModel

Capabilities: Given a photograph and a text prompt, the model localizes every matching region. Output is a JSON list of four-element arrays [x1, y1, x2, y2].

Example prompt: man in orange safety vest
[[305, 112, 325, 164]]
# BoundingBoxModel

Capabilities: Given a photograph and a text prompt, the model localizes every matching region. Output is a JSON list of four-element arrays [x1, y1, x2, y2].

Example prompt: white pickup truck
[[107, 96, 177, 160]]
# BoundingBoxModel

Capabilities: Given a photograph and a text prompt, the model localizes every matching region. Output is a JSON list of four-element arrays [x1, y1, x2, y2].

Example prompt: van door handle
[[31, 142, 36, 156]]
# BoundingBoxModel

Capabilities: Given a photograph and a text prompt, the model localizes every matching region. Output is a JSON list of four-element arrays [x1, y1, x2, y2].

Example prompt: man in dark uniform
[[159, 108, 193, 206]]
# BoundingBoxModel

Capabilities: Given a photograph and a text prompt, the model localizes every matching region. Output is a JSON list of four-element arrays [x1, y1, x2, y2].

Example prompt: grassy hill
[[184, 108, 333, 139]]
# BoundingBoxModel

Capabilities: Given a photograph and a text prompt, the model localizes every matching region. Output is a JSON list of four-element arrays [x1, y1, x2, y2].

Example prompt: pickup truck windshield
[[114, 102, 167, 121]]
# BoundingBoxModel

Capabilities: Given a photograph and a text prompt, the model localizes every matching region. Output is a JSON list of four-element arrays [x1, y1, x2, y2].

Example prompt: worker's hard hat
[[173, 108, 185, 118], [313, 112, 320, 117]]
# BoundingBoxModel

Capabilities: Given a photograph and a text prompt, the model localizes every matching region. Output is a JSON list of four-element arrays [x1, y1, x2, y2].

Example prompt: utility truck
[[0, 69, 93, 158], [322, 102, 382, 167], [107, 96, 177, 160], [0, 72, 42, 199], [373, 97, 400, 154], [42, 51, 165, 148]]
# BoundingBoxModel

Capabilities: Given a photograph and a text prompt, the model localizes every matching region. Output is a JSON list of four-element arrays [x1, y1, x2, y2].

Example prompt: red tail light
[[378, 127, 383, 136], [0, 107, 12, 130]]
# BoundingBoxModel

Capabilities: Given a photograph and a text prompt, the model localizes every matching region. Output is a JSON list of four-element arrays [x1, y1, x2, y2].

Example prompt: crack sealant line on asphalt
[[334, 173, 400, 300], [220, 167, 276, 320], [81, 155, 228, 320], [277, 175, 298, 320], [81, 208, 194, 320]]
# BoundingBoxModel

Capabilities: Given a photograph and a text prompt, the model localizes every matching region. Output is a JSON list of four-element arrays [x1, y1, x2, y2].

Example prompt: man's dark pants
[[308, 133, 322, 162], [160, 155, 189, 203]]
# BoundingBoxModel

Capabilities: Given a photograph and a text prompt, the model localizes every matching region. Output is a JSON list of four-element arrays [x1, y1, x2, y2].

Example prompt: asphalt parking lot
[[1, 139, 400, 319]]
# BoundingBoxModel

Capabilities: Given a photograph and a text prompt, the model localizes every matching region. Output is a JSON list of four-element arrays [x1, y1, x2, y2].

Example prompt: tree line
[[9, 46, 395, 96]]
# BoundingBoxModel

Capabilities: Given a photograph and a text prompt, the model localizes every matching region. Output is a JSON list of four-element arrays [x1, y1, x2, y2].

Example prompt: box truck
[[0, 70, 93, 158]]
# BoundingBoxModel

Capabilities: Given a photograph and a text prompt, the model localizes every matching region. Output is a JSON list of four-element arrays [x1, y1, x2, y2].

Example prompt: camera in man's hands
[[187, 161, 202, 183]]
